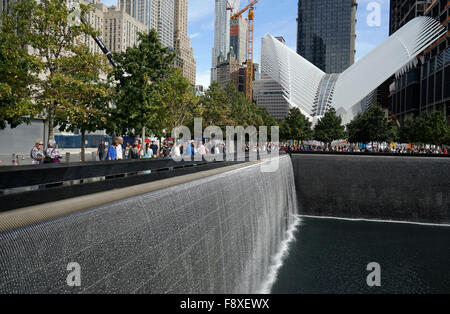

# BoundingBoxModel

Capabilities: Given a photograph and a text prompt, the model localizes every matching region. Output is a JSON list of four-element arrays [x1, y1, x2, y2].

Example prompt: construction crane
[[225, 0, 234, 13], [231, 0, 259, 102], [79, 15, 121, 70], [389, 111, 401, 127]]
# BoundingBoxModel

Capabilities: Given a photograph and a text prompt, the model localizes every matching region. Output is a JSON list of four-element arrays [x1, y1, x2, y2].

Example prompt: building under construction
[[215, 0, 259, 102]]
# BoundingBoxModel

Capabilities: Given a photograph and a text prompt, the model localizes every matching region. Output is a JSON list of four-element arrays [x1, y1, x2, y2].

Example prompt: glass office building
[[296, 0, 357, 74], [388, 0, 449, 123]]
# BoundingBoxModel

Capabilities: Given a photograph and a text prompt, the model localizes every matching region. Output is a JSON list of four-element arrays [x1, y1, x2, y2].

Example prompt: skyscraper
[[388, 0, 449, 123], [230, 15, 248, 64], [211, 0, 240, 83], [102, 4, 148, 53], [174, 0, 196, 85], [155, 0, 175, 48], [119, 0, 174, 48], [296, 0, 357, 73], [254, 36, 290, 121]]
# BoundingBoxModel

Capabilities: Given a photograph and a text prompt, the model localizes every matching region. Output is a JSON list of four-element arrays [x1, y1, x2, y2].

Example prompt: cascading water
[[0, 155, 299, 293]]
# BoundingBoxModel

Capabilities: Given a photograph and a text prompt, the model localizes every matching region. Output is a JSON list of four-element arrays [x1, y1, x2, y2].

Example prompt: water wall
[[0, 155, 298, 293], [291, 154, 450, 224]]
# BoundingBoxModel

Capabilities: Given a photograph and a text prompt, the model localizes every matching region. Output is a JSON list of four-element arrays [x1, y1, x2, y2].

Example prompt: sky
[[103, 0, 390, 88]]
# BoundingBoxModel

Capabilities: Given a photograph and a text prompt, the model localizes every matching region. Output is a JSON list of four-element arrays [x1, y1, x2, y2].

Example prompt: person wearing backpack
[[45, 139, 62, 163], [130, 142, 140, 159], [31, 140, 45, 165]]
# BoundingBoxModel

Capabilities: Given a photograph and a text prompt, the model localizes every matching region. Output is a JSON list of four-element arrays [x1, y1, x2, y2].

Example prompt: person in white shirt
[[197, 141, 206, 156], [116, 137, 124, 160], [174, 142, 181, 157]]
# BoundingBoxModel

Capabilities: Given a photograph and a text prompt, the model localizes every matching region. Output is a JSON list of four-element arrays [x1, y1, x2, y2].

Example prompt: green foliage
[[196, 82, 278, 135], [398, 116, 418, 144], [54, 45, 113, 160], [159, 68, 199, 133], [398, 112, 449, 146], [111, 29, 175, 136], [347, 105, 396, 144], [0, 0, 110, 140], [280, 107, 312, 142], [313, 108, 345, 146], [198, 82, 234, 130], [0, 0, 40, 129], [415, 111, 449, 146]]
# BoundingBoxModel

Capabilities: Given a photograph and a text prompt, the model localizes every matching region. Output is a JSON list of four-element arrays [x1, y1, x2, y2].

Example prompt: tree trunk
[[47, 106, 55, 145], [81, 129, 86, 162], [141, 126, 146, 156]]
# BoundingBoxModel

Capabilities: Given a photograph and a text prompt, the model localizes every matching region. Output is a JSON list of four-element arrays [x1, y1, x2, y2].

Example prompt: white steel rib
[[259, 17, 445, 121]]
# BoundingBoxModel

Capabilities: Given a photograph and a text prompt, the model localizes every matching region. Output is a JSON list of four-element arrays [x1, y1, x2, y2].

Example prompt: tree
[[281, 107, 312, 143], [346, 112, 367, 144], [111, 29, 175, 138], [0, 0, 40, 129], [347, 105, 396, 146], [159, 69, 199, 133], [223, 83, 261, 128], [257, 107, 278, 139], [55, 45, 113, 161], [198, 82, 234, 130], [8, 0, 105, 142], [416, 111, 449, 146], [398, 116, 418, 144], [313, 108, 345, 148]]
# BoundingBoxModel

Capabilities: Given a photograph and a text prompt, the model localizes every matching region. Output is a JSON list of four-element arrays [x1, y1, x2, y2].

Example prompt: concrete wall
[[0, 119, 47, 155], [291, 154, 450, 224]]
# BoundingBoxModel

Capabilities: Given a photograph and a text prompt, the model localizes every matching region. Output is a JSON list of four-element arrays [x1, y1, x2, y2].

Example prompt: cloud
[[189, 32, 200, 39]]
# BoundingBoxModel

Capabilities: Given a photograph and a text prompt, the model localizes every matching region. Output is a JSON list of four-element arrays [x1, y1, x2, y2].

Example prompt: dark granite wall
[[291, 154, 450, 224]]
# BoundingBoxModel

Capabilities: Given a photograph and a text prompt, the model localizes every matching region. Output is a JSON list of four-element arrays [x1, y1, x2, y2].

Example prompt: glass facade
[[388, 0, 449, 123], [296, 0, 357, 73]]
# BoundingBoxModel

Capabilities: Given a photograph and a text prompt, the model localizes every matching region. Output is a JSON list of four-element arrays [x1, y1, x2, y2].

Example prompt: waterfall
[[0, 155, 299, 293]]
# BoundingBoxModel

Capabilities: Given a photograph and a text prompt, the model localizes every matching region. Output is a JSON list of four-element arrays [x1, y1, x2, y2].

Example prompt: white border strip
[[299, 215, 450, 228]]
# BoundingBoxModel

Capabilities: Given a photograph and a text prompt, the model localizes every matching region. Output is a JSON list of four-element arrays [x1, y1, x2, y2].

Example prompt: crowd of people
[[96, 138, 228, 161], [281, 143, 449, 155], [96, 138, 281, 161], [27, 137, 449, 165]]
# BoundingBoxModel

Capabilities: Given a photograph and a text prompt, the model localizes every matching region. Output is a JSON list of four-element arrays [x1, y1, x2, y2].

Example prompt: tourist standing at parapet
[[197, 141, 206, 156], [173, 141, 181, 157], [31, 140, 45, 165], [130, 143, 140, 159], [106, 138, 117, 161], [116, 137, 124, 160], [160, 141, 171, 158], [124, 142, 131, 159], [184, 141, 191, 157], [97, 140, 106, 161], [45, 139, 63, 163], [150, 140, 159, 158], [144, 143, 152, 158]]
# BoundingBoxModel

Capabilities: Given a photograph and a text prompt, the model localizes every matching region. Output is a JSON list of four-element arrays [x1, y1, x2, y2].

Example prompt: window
[[435, 70, 443, 101], [428, 75, 435, 104], [444, 66, 450, 99]]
